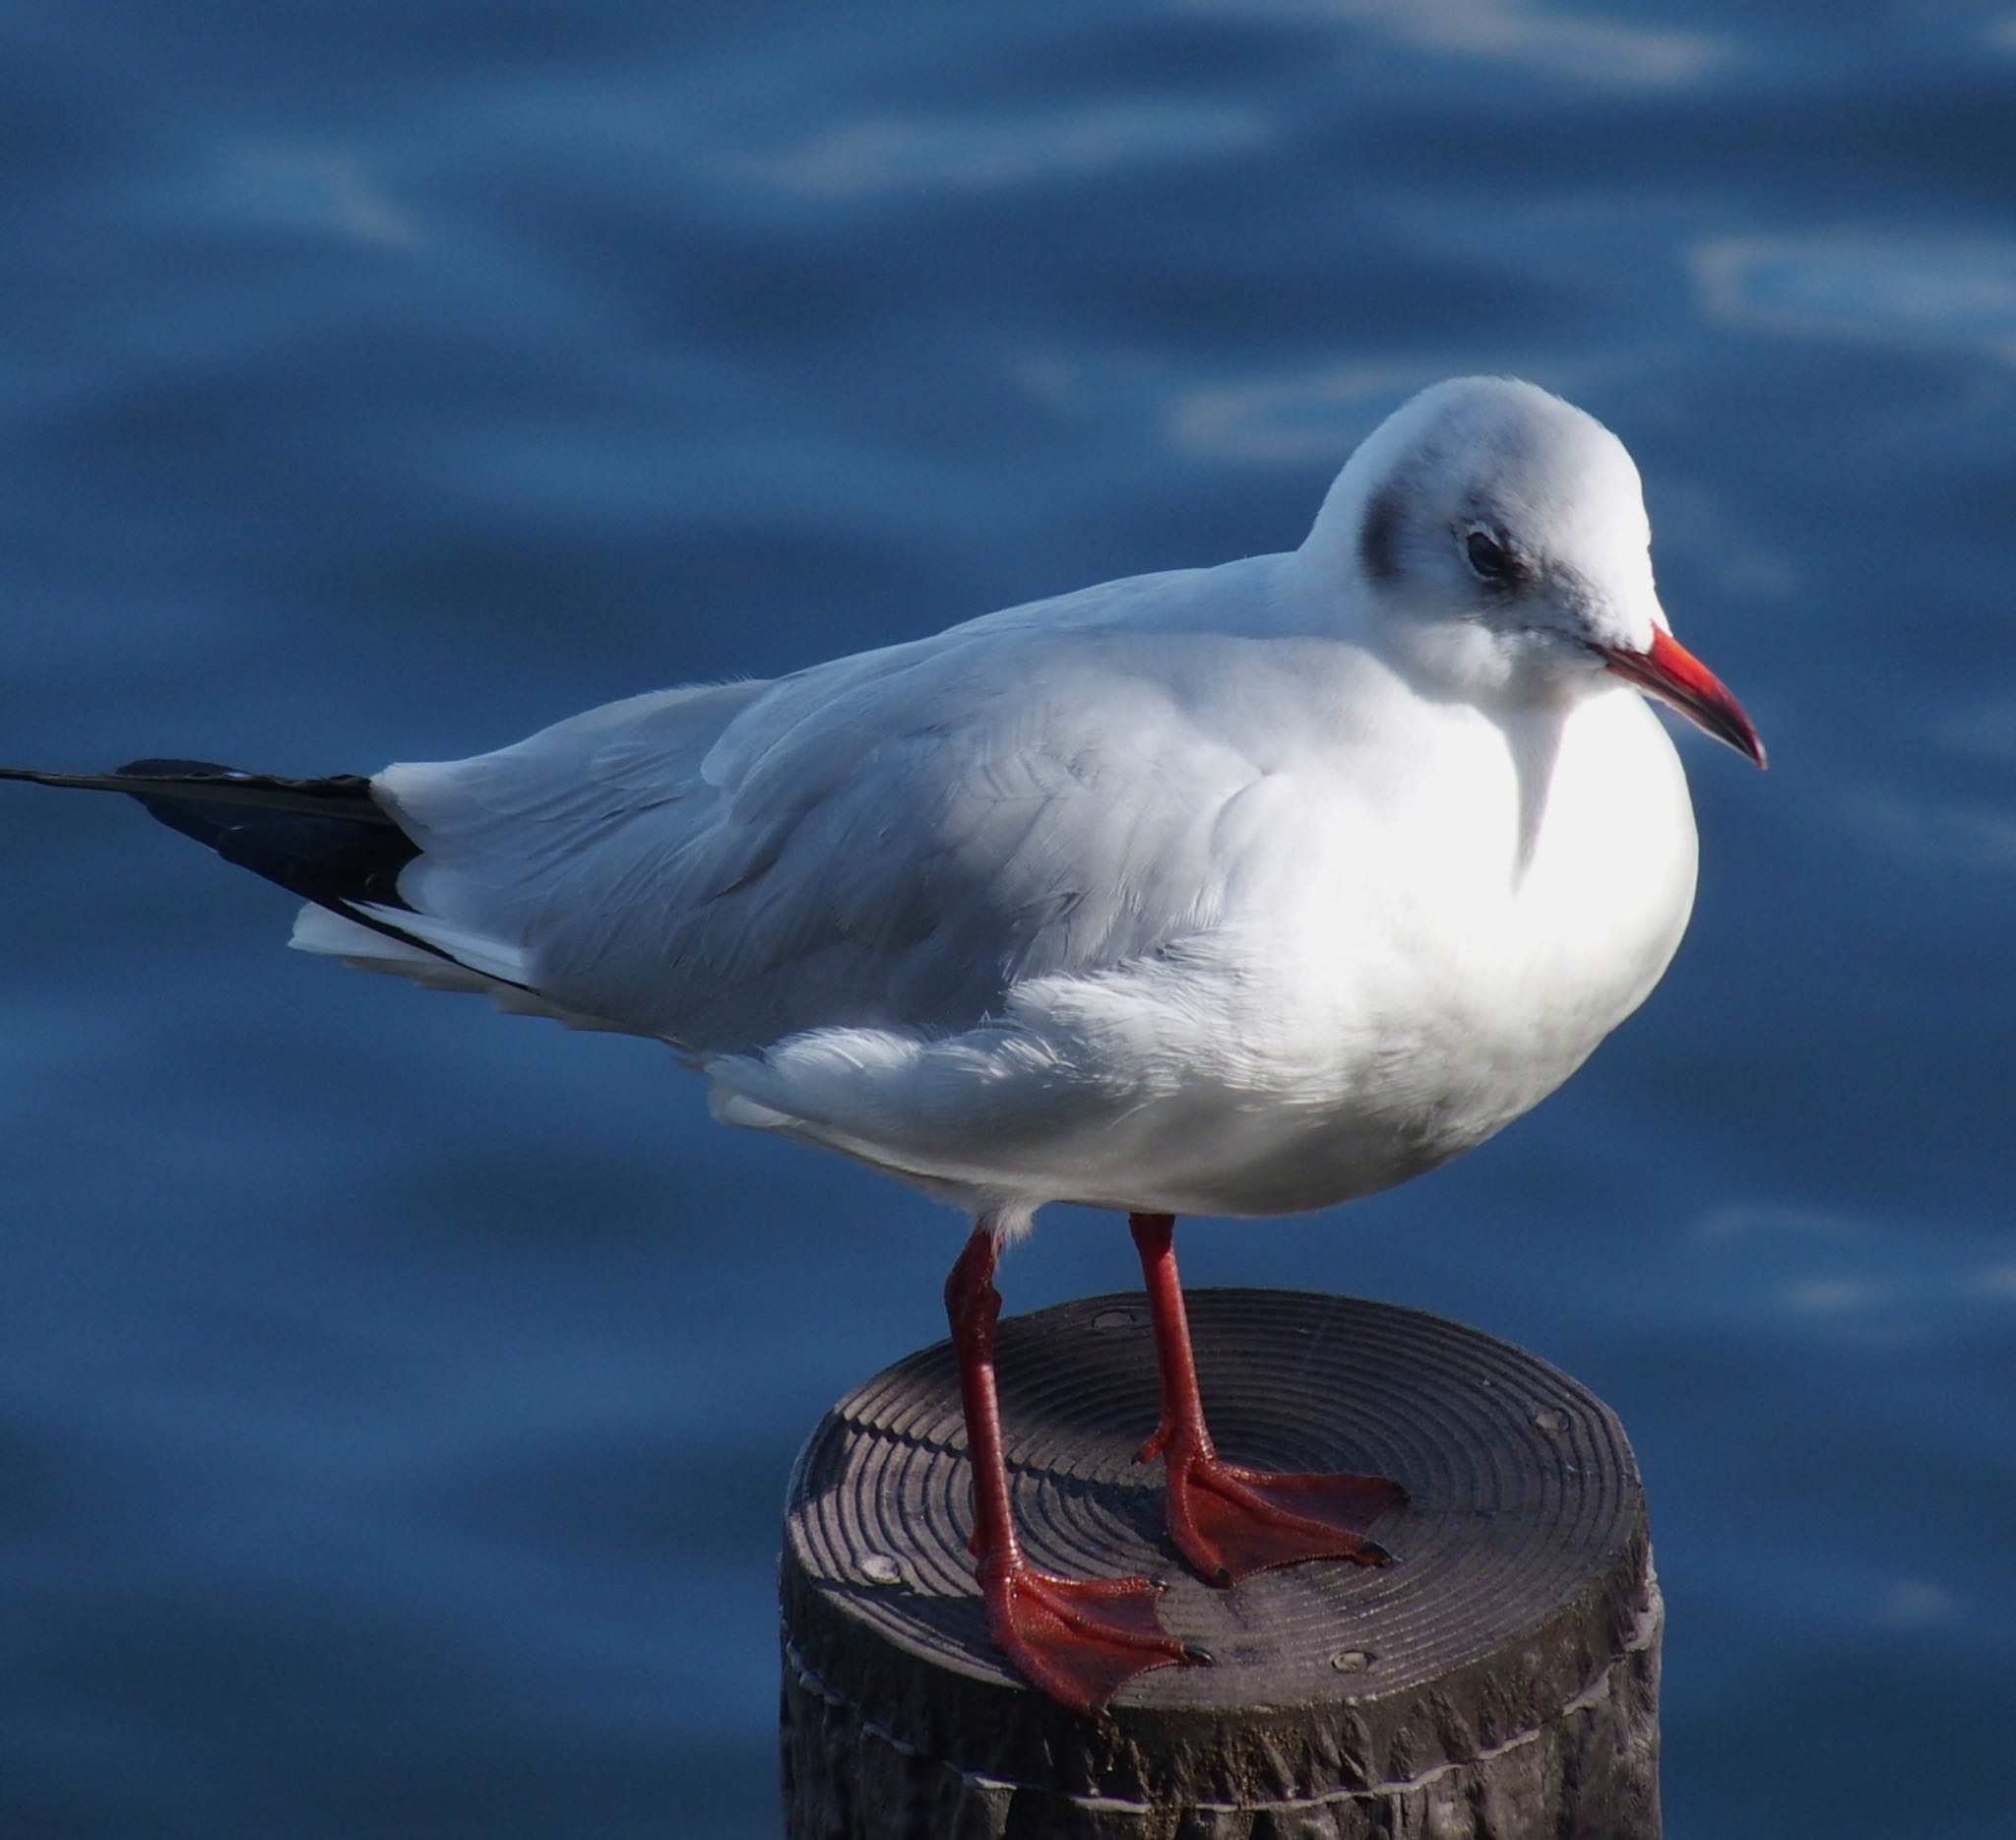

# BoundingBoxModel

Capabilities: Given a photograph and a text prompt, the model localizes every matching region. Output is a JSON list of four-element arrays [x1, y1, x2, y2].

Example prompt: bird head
[[1307, 376, 1764, 768]]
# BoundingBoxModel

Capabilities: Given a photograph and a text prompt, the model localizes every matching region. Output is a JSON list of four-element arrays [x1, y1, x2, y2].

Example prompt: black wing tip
[[1, 759, 392, 819], [116, 759, 385, 806], [4, 755, 417, 909]]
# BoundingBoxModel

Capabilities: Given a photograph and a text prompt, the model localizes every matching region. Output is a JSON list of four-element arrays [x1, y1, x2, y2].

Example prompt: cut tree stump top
[[781, 1289, 1655, 1818]]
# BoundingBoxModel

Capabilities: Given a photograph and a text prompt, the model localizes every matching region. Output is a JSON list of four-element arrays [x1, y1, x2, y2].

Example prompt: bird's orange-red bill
[[1605, 628, 1766, 767]]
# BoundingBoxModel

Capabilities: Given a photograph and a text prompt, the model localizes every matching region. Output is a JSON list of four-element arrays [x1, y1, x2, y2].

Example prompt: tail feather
[[0, 755, 456, 965], [0, 759, 396, 821], [111, 757, 418, 910]]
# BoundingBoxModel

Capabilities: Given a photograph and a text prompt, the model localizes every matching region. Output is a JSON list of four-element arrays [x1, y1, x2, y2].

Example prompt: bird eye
[[1464, 527, 1514, 584]]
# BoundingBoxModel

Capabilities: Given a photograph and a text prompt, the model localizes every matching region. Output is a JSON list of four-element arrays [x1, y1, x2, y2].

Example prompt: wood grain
[[782, 1289, 1661, 1837]]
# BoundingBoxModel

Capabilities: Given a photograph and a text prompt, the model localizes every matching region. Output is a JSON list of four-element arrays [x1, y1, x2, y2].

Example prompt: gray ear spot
[[1358, 481, 1405, 585]]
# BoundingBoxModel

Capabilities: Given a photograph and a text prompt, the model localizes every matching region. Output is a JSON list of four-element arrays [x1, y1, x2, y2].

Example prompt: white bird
[[1, 376, 1763, 1714]]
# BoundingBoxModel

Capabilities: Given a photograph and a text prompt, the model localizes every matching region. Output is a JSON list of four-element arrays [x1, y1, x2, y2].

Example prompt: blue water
[[3, 4, 2013, 1834]]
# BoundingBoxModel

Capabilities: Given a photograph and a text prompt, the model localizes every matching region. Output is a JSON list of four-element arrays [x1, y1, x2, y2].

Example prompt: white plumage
[[284, 376, 1756, 1235]]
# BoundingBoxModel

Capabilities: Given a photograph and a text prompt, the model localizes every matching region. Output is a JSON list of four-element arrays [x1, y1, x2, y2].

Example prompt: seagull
[[2, 376, 1763, 1716]]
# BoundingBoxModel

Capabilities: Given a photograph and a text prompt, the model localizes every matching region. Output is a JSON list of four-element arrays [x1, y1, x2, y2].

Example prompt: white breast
[[1071, 680, 1698, 1217], [705, 669, 1698, 1223]]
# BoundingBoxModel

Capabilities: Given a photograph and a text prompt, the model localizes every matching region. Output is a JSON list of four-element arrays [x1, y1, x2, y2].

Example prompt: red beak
[[1604, 627, 1766, 768]]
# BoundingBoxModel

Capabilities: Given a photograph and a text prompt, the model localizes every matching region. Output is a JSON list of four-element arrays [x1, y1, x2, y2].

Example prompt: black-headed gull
[[3, 376, 1763, 1714]]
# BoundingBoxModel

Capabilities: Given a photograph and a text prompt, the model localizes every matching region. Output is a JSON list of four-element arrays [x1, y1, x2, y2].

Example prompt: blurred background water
[[2, 2, 2013, 1834]]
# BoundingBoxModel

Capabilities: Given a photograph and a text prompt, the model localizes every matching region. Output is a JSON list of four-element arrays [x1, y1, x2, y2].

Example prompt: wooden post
[[780, 1289, 1662, 1839]]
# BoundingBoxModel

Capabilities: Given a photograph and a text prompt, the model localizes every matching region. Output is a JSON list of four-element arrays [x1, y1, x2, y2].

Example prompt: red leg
[[1130, 1213, 1407, 1585], [945, 1221, 1197, 1714]]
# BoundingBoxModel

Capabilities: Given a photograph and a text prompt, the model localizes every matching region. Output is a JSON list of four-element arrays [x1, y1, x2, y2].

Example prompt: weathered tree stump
[[781, 1290, 1661, 1838]]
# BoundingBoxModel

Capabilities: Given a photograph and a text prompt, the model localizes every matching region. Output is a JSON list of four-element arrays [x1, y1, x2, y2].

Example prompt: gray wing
[[373, 610, 1274, 1053]]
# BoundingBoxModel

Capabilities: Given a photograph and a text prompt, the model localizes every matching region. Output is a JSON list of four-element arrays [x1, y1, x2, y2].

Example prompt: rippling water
[[4, 5, 2013, 1835]]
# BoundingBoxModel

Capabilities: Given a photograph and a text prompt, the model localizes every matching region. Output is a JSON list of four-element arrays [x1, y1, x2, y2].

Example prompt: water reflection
[[1871, 1578, 1963, 1631], [1175, 0, 1724, 87], [208, 146, 422, 250], [1166, 362, 1459, 464], [1696, 233, 2016, 363], [1937, 695, 2016, 764], [1855, 793, 2016, 870], [721, 103, 1268, 198]]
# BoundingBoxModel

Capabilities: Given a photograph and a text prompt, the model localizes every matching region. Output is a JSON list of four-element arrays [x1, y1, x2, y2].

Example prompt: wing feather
[[364, 563, 1298, 1051]]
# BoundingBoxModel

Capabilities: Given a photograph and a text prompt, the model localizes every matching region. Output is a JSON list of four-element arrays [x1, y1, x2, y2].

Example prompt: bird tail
[[0, 756, 435, 957], [2, 756, 638, 1030]]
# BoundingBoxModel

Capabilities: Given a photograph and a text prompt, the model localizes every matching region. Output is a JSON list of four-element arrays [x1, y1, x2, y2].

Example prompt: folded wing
[[347, 598, 1275, 1056]]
